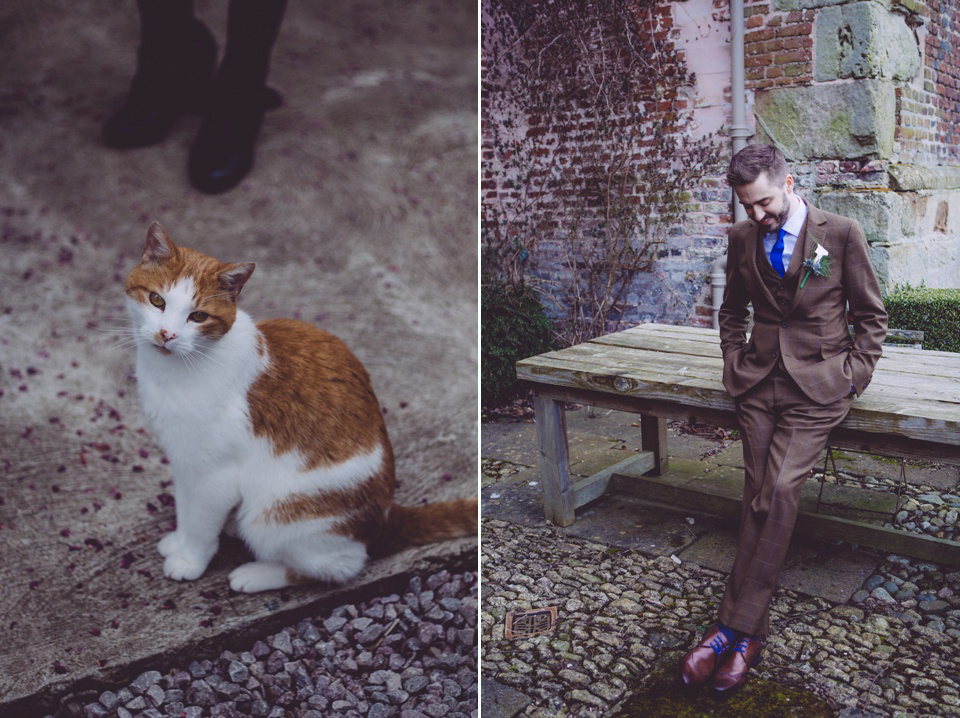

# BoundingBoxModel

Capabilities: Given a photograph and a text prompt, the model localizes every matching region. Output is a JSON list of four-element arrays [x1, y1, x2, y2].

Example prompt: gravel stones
[[852, 554, 960, 638], [69, 568, 476, 718], [814, 471, 960, 542], [870, 587, 897, 604], [129, 671, 162, 696], [482, 518, 960, 718]]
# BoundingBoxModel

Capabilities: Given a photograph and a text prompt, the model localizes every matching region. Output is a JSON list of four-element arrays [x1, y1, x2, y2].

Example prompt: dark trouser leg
[[718, 372, 853, 636], [135, 0, 195, 53], [219, 0, 290, 93], [188, 0, 289, 193], [103, 0, 217, 148]]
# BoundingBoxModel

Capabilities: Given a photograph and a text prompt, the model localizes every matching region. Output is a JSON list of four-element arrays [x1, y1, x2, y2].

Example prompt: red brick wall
[[744, 1, 815, 89], [897, 0, 960, 164], [481, 2, 683, 217]]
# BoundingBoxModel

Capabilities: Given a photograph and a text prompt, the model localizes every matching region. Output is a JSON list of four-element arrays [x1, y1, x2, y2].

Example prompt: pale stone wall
[[751, 0, 960, 290]]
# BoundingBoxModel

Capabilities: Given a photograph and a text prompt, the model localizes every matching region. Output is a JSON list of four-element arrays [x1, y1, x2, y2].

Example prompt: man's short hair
[[726, 144, 788, 187]]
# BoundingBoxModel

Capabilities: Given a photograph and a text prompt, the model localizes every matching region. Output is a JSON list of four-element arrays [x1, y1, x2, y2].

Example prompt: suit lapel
[[786, 204, 828, 315], [783, 216, 809, 281]]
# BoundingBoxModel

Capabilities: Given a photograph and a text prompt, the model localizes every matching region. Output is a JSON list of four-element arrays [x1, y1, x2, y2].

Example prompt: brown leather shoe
[[679, 624, 733, 687], [712, 635, 764, 695]]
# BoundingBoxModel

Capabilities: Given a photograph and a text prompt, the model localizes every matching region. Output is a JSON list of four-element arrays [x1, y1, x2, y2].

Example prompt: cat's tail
[[372, 499, 478, 556]]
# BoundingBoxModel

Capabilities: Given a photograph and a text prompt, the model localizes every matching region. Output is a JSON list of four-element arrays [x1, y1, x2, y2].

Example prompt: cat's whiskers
[[177, 350, 205, 377], [90, 323, 144, 352], [171, 342, 230, 376]]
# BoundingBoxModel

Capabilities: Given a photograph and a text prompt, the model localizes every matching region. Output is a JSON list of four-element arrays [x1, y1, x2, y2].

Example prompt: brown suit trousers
[[718, 368, 853, 635], [717, 204, 886, 636]]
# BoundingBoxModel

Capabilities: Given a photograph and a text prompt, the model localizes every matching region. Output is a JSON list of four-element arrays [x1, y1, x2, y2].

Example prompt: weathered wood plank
[[591, 330, 960, 381], [520, 384, 741, 428], [533, 393, 575, 527], [573, 452, 656, 509], [621, 323, 722, 339], [591, 333, 723, 358], [824, 428, 960, 464], [884, 328, 924, 342], [604, 323, 956, 364], [517, 354, 729, 407], [518, 354, 960, 442], [589, 329, 960, 380], [522, 383, 960, 464], [520, 351, 960, 427], [622, 323, 943, 358], [610, 472, 960, 567], [881, 344, 960, 360], [523, 342, 960, 411], [553, 341, 960, 400]]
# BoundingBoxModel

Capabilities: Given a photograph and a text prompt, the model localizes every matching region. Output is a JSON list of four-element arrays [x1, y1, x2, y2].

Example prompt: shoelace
[[709, 633, 730, 656], [733, 637, 750, 656]]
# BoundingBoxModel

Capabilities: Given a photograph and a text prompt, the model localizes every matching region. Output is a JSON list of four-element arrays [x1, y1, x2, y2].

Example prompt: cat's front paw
[[163, 550, 211, 582], [157, 531, 184, 558]]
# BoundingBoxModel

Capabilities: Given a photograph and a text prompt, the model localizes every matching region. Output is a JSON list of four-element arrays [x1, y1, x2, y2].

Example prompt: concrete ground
[[481, 405, 960, 717], [0, 1, 477, 715]]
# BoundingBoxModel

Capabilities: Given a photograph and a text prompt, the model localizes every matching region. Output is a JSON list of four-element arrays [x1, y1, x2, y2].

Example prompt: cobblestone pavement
[[51, 568, 478, 718], [481, 518, 960, 718]]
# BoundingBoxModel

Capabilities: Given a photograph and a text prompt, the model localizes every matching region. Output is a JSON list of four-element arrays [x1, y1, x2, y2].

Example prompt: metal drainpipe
[[713, 0, 751, 329]]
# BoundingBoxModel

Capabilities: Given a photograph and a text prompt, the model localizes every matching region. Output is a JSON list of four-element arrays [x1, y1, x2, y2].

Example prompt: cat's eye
[[149, 292, 165, 309], [188, 311, 209, 323]]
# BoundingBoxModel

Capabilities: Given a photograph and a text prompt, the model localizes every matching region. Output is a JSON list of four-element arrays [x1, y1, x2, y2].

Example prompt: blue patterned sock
[[716, 622, 737, 646]]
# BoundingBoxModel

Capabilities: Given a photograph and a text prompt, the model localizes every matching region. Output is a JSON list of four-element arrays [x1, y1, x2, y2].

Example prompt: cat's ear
[[141, 222, 177, 265], [218, 263, 256, 300]]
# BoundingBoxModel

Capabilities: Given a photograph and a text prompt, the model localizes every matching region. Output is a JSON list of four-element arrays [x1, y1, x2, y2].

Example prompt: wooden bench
[[516, 323, 960, 565]]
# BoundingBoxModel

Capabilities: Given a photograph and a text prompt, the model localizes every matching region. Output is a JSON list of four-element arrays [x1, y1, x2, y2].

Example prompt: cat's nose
[[156, 329, 178, 344]]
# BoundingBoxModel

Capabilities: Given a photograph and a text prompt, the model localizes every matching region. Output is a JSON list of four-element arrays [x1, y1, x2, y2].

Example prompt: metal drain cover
[[505, 607, 558, 638]]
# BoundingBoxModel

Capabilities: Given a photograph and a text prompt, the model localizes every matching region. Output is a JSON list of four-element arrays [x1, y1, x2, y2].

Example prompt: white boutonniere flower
[[800, 243, 832, 288]]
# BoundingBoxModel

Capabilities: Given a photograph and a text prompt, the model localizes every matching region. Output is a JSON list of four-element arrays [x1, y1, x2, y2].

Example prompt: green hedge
[[481, 282, 554, 407], [884, 287, 960, 353]]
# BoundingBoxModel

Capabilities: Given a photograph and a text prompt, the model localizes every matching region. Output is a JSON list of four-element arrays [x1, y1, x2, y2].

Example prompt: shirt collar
[[780, 196, 807, 238]]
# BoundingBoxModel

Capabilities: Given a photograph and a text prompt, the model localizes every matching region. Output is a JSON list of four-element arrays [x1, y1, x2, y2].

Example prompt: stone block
[[819, 188, 960, 242], [815, 2, 920, 82], [889, 164, 960, 192], [817, 190, 903, 245], [755, 80, 896, 160], [817, 189, 960, 290], [881, 234, 960, 290]]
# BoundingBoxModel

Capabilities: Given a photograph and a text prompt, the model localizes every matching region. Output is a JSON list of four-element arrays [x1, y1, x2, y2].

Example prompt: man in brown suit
[[680, 144, 887, 694]]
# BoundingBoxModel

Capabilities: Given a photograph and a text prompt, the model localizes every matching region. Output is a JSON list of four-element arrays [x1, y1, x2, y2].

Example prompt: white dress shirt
[[762, 197, 808, 272]]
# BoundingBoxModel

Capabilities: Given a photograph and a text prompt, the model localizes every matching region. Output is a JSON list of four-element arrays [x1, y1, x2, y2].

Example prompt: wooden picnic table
[[516, 323, 960, 564]]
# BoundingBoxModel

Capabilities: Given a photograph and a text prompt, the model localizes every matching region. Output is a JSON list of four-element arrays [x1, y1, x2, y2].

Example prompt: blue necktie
[[770, 228, 785, 278]]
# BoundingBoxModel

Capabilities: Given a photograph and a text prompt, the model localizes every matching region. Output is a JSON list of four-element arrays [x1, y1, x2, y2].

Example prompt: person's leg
[[188, 0, 289, 193], [103, 0, 217, 148], [219, 0, 290, 94], [713, 373, 852, 693], [719, 374, 851, 635], [136, 0, 195, 53], [719, 377, 779, 634], [680, 377, 776, 687]]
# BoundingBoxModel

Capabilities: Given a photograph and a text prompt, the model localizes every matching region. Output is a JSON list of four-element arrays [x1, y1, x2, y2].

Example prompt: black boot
[[103, 4, 217, 149], [188, 0, 288, 193], [187, 84, 282, 194]]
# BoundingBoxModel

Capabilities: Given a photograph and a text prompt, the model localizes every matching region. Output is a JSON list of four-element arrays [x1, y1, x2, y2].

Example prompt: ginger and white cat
[[125, 222, 476, 593]]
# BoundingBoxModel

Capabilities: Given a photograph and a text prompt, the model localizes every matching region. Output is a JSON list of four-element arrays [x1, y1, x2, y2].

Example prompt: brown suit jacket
[[718, 203, 887, 405]]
